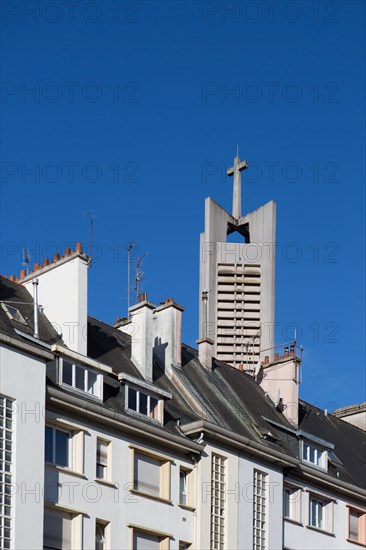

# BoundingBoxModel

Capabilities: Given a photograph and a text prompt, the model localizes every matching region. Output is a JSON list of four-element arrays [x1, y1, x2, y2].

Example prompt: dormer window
[[1, 303, 27, 325], [301, 441, 327, 470], [59, 358, 102, 400], [126, 386, 161, 422]]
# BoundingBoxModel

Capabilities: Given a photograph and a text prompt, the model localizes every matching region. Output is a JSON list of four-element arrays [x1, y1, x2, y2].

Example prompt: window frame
[[43, 505, 83, 550], [307, 494, 334, 534], [283, 484, 302, 524], [347, 506, 366, 545], [95, 519, 109, 550], [125, 384, 162, 423], [128, 525, 171, 550], [130, 446, 172, 503], [179, 467, 194, 509], [45, 425, 72, 469], [58, 357, 103, 400], [96, 439, 111, 482], [1, 303, 27, 325], [301, 441, 328, 471], [0, 395, 14, 550], [253, 469, 267, 550]]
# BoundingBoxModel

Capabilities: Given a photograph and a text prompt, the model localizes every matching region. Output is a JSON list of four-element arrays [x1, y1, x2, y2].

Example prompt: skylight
[[1, 303, 27, 325]]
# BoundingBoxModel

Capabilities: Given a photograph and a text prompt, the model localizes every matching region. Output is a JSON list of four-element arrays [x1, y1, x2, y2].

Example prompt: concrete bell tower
[[199, 152, 276, 372]]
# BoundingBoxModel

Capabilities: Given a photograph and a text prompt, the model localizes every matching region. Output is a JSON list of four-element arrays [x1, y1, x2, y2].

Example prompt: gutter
[[47, 386, 203, 455], [0, 332, 54, 360], [298, 464, 366, 501], [180, 420, 299, 468]]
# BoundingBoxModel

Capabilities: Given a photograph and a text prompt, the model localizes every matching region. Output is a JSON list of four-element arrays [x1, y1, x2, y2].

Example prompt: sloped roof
[[0, 275, 62, 347]]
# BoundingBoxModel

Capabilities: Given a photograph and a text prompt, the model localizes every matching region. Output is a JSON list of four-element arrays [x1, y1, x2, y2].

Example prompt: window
[[302, 442, 327, 470], [126, 386, 160, 421], [45, 426, 70, 468], [179, 469, 188, 505], [211, 454, 226, 550], [0, 396, 14, 550], [308, 496, 333, 532], [96, 440, 109, 481], [348, 508, 366, 545], [283, 485, 301, 523], [59, 358, 102, 399], [43, 508, 72, 550], [253, 470, 267, 550], [131, 529, 170, 550], [309, 497, 325, 529], [1, 303, 27, 325], [132, 449, 171, 501], [96, 521, 108, 550]]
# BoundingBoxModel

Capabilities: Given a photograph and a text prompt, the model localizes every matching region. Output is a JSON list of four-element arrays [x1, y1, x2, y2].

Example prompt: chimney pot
[[284, 346, 289, 357], [76, 242, 82, 253], [43, 258, 49, 267], [34, 263, 41, 271], [20, 269, 26, 278], [54, 253, 60, 262], [65, 247, 71, 256], [116, 316, 121, 323], [280, 355, 284, 360], [139, 292, 147, 303], [238, 363, 244, 372], [9, 275, 15, 281], [274, 352, 279, 361], [165, 298, 173, 304], [264, 355, 269, 364]]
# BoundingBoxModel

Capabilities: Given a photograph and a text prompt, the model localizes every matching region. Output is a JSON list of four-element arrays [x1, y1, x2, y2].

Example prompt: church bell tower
[[199, 152, 276, 371]]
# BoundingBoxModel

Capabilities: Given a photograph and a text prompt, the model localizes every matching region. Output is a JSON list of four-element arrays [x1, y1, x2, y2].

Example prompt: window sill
[[284, 517, 303, 527], [346, 538, 366, 547], [301, 460, 327, 473], [94, 478, 118, 489], [45, 463, 86, 479], [178, 504, 196, 512], [306, 525, 335, 537], [129, 489, 173, 505]]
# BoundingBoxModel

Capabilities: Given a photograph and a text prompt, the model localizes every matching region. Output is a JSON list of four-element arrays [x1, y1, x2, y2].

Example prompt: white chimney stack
[[153, 298, 184, 379]]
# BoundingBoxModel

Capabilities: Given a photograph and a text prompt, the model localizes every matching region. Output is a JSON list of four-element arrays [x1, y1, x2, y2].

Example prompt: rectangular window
[[127, 386, 160, 422], [348, 508, 366, 544], [95, 521, 108, 550], [302, 442, 327, 470], [179, 469, 188, 506], [0, 396, 14, 550], [132, 450, 170, 501], [253, 470, 267, 550], [60, 358, 102, 399], [210, 454, 225, 550], [43, 508, 72, 550], [132, 529, 170, 550], [310, 497, 325, 529], [283, 485, 301, 523], [45, 426, 70, 468], [96, 440, 109, 481]]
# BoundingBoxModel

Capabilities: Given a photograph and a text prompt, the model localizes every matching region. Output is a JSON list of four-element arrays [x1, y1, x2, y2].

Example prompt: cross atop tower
[[227, 152, 248, 219]]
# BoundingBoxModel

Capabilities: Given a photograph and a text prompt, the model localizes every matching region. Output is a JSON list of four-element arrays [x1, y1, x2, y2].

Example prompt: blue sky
[[1, 1, 365, 409]]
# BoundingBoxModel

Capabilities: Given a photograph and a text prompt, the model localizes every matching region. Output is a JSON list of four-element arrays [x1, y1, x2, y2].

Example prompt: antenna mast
[[82, 210, 95, 266], [21, 246, 31, 276], [135, 252, 147, 303], [127, 241, 134, 313]]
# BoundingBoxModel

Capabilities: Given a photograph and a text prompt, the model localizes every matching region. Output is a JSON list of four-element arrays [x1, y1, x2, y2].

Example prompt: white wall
[[0, 344, 46, 550], [23, 256, 88, 355]]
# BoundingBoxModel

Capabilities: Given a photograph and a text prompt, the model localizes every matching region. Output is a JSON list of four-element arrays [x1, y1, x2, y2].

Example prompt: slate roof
[[0, 275, 62, 347]]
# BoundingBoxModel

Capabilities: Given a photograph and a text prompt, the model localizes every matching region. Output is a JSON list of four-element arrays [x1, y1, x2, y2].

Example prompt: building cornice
[[180, 419, 299, 468], [46, 386, 203, 455], [0, 332, 54, 360]]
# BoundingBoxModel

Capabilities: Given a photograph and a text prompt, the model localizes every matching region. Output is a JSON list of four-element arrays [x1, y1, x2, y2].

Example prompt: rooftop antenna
[[82, 210, 95, 266], [135, 252, 147, 303], [21, 246, 31, 276], [127, 241, 136, 313]]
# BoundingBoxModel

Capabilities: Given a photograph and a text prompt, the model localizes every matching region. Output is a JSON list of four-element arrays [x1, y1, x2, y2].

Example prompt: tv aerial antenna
[[82, 210, 95, 266], [134, 252, 147, 304], [21, 246, 31, 276]]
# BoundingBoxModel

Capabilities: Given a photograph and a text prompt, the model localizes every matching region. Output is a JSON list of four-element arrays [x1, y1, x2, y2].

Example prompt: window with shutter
[[133, 531, 161, 550], [348, 508, 366, 544], [134, 453, 161, 497], [96, 440, 109, 480], [43, 508, 72, 550]]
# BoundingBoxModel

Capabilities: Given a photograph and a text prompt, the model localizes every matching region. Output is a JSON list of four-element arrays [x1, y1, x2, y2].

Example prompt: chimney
[[153, 298, 184, 379], [19, 243, 89, 355], [196, 337, 214, 371], [260, 345, 301, 427], [118, 296, 155, 382]]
